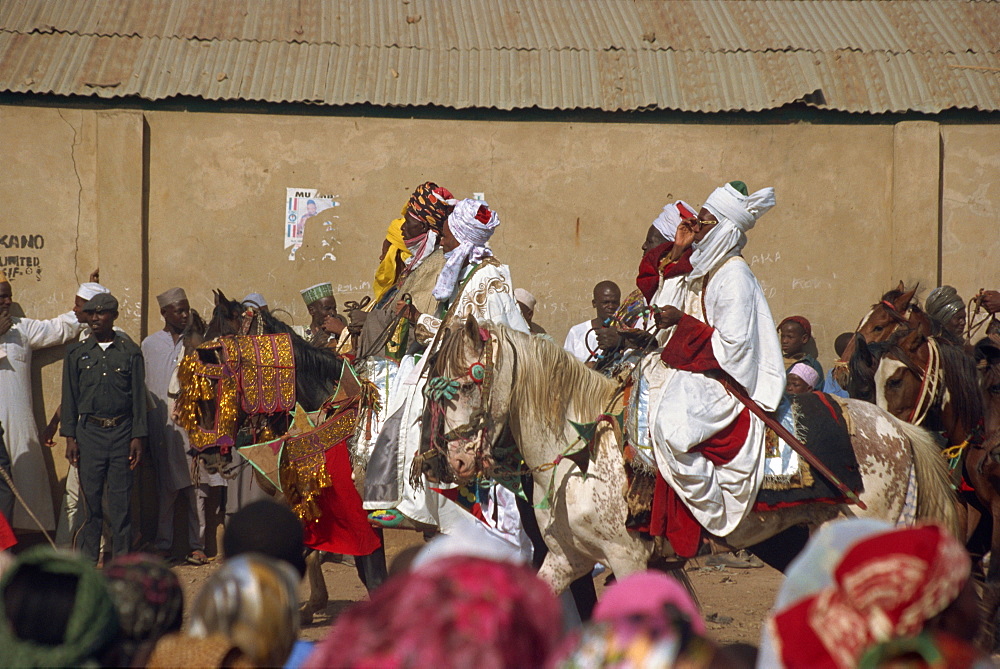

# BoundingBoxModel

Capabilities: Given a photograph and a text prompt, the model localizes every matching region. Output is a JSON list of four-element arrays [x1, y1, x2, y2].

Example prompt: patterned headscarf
[[189, 553, 301, 668], [432, 199, 500, 301], [305, 557, 562, 669], [103, 553, 183, 660], [767, 522, 971, 669], [925, 285, 964, 327], [0, 547, 119, 667], [406, 181, 455, 233]]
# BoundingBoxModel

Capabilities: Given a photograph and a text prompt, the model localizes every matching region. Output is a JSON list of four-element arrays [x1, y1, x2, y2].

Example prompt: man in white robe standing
[[143, 287, 224, 565], [0, 271, 84, 532], [649, 182, 785, 558]]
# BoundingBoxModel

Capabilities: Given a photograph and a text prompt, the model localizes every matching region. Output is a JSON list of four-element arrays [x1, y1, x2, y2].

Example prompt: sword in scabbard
[[708, 370, 868, 511]]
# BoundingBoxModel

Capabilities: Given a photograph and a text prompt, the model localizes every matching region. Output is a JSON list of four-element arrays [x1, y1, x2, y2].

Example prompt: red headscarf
[[305, 557, 562, 669], [636, 243, 693, 303], [770, 524, 970, 669], [778, 315, 812, 338]]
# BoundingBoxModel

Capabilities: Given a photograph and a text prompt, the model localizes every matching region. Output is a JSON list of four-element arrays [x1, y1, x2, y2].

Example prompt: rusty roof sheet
[[1, 0, 998, 113]]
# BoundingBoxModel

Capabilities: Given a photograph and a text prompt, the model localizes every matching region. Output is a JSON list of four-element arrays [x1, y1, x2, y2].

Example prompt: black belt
[[86, 415, 128, 429]]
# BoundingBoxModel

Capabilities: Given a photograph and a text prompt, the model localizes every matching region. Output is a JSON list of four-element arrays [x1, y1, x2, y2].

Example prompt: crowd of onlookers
[[0, 503, 991, 668]]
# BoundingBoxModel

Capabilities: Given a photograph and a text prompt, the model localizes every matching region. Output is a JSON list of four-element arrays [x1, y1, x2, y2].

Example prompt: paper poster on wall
[[285, 188, 339, 260]]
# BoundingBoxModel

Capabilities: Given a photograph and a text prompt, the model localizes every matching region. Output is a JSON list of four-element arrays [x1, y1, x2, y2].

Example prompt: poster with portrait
[[285, 188, 338, 260]]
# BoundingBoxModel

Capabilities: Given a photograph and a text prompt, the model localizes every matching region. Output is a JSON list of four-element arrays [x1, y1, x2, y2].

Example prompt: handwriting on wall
[[0, 234, 45, 281]]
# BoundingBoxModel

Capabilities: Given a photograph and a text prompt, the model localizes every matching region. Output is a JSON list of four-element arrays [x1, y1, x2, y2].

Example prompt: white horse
[[423, 317, 961, 594]]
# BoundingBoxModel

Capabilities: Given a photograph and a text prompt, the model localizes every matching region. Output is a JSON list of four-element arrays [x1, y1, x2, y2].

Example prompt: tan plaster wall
[[2, 102, 998, 516], [0, 106, 101, 494], [144, 112, 896, 370], [940, 125, 1000, 319]]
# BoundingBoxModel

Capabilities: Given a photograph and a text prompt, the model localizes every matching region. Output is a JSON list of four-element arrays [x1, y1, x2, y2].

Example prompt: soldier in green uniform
[[61, 292, 147, 563]]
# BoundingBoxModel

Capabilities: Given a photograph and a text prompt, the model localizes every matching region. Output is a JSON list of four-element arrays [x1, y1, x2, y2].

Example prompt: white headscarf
[[651, 200, 696, 242], [432, 199, 500, 301], [76, 282, 109, 301], [688, 184, 776, 279]]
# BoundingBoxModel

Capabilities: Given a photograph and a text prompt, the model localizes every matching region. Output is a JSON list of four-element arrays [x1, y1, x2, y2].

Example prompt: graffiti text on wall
[[0, 234, 45, 281]]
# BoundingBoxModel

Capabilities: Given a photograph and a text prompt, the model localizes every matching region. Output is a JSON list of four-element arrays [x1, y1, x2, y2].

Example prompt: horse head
[[835, 282, 928, 388], [204, 290, 246, 340], [845, 334, 888, 402], [424, 316, 510, 484], [874, 326, 929, 421]]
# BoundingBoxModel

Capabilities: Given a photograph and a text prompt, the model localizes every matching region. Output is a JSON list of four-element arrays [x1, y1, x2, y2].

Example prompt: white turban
[[432, 199, 500, 301], [689, 184, 776, 279], [242, 292, 267, 309], [76, 282, 109, 300], [651, 200, 696, 242]]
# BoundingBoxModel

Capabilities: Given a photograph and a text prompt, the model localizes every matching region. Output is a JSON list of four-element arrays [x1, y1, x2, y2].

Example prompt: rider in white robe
[[0, 281, 82, 531], [649, 184, 785, 541], [365, 199, 532, 559]]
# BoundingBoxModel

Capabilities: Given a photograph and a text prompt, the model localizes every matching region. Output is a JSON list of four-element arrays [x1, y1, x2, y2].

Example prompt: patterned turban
[[103, 554, 183, 664], [406, 182, 455, 233], [767, 522, 971, 669], [925, 285, 964, 327], [432, 199, 500, 301]]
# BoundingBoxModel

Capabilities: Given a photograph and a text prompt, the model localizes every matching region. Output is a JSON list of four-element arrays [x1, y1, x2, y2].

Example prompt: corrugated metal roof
[[1, 0, 998, 113]]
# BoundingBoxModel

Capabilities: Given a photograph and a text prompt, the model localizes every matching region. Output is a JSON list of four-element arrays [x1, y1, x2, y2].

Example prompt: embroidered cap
[[300, 282, 333, 306]]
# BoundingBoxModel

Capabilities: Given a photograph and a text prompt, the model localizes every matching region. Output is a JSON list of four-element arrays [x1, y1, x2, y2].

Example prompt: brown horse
[[973, 337, 1000, 649], [835, 282, 930, 394]]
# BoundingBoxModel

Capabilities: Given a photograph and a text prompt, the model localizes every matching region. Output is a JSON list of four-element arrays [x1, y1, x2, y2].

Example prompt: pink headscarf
[[789, 362, 820, 389], [305, 557, 562, 669], [594, 570, 706, 634]]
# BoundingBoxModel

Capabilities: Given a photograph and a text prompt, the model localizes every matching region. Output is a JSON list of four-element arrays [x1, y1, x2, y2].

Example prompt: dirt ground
[[174, 528, 783, 648]]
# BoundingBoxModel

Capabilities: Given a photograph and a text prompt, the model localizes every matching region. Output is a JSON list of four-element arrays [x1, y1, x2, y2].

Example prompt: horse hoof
[[299, 608, 315, 626]]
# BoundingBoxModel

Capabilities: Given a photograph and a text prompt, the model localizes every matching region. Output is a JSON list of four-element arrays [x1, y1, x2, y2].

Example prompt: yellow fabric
[[373, 217, 411, 301]]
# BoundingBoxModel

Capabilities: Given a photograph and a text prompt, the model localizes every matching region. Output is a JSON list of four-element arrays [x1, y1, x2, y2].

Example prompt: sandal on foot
[[186, 550, 209, 566], [368, 509, 405, 528]]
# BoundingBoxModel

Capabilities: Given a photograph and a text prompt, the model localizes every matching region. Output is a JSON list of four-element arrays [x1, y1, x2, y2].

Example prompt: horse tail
[[897, 417, 963, 539]]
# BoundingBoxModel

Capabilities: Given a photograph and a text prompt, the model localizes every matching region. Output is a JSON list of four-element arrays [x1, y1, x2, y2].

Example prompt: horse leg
[[745, 525, 811, 573], [354, 527, 388, 593], [299, 549, 329, 625]]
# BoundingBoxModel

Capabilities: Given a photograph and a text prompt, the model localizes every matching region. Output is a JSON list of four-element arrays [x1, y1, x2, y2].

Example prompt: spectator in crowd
[[306, 556, 563, 668], [515, 287, 548, 335], [823, 332, 853, 398], [565, 281, 621, 366], [0, 269, 83, 534], [101, 553, 184, 666], [786, 362, 820, 395], [758, 519, 983, 668], [778, 315, 823, 380], [0, 547, 119, 666], [223, 499, 306, 577], [61, 292, 147, 563]]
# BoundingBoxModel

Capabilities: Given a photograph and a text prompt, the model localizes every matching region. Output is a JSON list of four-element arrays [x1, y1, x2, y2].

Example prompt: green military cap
[[82, 292, 119, 312]]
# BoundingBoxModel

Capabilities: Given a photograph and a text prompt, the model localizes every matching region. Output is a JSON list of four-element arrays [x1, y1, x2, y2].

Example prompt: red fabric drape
[[649, 408, 751, 557], [635, 243, 693, 303], [301, 440, 382, 556], [660, 313, 720, 373], [0, 511, 15, 551]]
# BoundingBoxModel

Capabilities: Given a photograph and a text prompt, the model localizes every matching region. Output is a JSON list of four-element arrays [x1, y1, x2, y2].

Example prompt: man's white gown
[[0, 313, 82, 530]]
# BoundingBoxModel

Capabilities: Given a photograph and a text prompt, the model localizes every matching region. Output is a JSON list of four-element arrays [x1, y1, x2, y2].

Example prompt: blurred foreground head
[[188, 553, 301, 667], [0, 547, 118, 667], [762, 520, 980, 669], [306, 556, 562, 669], [102, 553, 184, 666], [223, 499, 306, 577]]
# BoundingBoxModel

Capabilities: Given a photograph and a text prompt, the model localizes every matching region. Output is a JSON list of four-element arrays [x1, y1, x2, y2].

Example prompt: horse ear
[[464, 315, 484, 353], [213, 290, 221, 306], [897, 284, 918, 311]]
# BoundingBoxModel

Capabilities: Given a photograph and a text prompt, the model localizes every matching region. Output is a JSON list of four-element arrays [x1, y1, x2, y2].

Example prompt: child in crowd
[[778, 316, 823, 380]]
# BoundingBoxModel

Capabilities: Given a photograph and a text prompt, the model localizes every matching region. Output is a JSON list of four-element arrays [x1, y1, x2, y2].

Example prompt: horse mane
[[847, 338, 890, 401], [503, 326, 619, 430], [937, 338, 983, 432]]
